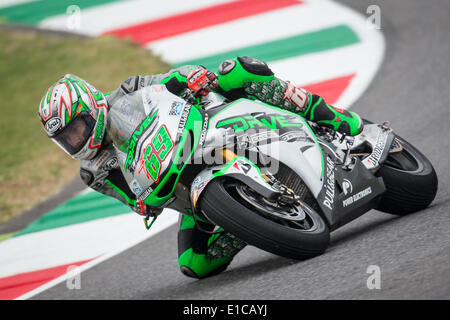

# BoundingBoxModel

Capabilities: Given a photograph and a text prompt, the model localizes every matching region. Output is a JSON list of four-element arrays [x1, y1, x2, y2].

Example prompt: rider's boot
[[177, 214, 246, 279], [304, 94, 364, 136]]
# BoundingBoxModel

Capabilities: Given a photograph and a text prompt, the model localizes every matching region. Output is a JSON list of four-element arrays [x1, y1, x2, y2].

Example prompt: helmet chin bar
[[53, 131, 101, 160], [71, 138, 100, 160], [71, 106, 108, 161]]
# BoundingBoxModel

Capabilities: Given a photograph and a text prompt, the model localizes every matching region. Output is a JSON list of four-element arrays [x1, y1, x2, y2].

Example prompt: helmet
[[38, 74, 108, 160]]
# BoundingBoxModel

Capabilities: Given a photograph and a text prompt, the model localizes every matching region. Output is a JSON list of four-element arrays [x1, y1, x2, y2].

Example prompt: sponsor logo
[[342, 179, 353, 195], [168, 101, 185, 116], [343, 186, 372, 207], [322, 157, 335, 210], [177, 105, 191, 135], [150, 85, 165, 92], [216, 113, 302, 133], [237, 160, 252, 174], [120, 102, 132, 116], [199, 114, 209, 145], [130, 179, 142, 196], [142, 96, 153, 114], [94, 150, 110, 169], [125, 113, 158, 172], [139, 186, 154, 200], [237, 130, 278, 148], [279, 130, 308, 142], [196, 181, 207, 193], [139, 77, 145, 89], [218, 59, 236, 75], [367, 131, 389, 166], [45, 117, 62, 134], [192, 175, 210, 207], [102, 157, 118, 171], [187, 69, 204, 84], [193, 176, 202, 185], [94, 112, 105, 141]]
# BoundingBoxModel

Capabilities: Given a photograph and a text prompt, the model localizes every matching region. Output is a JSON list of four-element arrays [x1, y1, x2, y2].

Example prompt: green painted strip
[[0, 232, 15, 242], [14, 191, 133, 237], [174, 25, 360, 71], [0, 0, 124, 25]]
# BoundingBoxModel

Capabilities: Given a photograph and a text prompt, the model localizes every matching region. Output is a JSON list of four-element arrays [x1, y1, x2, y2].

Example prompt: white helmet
[[38, 74, 108, 160]]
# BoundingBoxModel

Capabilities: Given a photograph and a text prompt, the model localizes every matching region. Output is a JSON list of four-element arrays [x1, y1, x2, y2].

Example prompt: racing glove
[[187, 67, 218, 96], [137, 198, 163, 218]]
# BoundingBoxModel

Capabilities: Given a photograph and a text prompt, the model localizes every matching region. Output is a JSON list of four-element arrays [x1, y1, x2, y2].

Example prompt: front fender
[[190, 156, 281, 208]]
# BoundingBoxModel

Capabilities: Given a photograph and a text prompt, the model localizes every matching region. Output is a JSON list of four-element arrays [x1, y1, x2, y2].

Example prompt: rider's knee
[[180, 265, 201, 279]]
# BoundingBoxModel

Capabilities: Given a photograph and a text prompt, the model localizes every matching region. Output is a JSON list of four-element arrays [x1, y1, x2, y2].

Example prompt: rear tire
[[199, 179, 330, 260], [376, 136, 438, 215]]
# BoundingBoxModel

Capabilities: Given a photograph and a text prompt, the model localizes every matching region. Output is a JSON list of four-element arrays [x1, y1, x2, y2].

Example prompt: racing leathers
[[79, 56, 363, 279]]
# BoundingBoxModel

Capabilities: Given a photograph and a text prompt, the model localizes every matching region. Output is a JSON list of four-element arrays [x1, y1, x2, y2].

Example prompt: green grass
[[0, 28, 171, 225]]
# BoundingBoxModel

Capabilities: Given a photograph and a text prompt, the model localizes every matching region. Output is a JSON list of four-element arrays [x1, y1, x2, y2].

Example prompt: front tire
[[199, 179, 330, 260], [376, 136, 438, 215]]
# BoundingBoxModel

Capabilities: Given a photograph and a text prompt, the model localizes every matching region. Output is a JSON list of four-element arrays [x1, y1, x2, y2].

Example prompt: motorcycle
[[109, 84, 438, 260]]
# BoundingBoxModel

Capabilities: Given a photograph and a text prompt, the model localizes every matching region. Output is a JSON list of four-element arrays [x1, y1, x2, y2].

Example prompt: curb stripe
[[38, 0, 232, 36], [0, 213, 153, 279], [102, 0, 302, 44], [173, 25, 360, 71], [301, 74, 355, 105], [14, 191, 132, 237], [0, 258, 93, 300], [0, 0, 123, 25], [0, 233, 14, 243], [14, 210, 180, 300]]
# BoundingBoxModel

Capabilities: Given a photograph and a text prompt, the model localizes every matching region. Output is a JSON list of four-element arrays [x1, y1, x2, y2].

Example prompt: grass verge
[[0, 28, 171, 226]]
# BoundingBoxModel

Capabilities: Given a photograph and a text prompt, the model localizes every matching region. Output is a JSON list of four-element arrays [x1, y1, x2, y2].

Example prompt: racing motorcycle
[[109, 84, 438, 260]]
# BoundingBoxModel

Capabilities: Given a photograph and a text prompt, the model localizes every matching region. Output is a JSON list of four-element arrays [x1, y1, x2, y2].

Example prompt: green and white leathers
[[38, 74, 108, 160]]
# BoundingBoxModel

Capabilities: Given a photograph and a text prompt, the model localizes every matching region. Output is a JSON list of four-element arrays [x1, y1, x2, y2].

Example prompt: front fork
[[189, 149, 282, 210]]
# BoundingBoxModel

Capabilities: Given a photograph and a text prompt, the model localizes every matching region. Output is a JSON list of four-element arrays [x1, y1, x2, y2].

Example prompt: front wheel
[[376, 136, 438, 215], [199, 179, 330, 260]]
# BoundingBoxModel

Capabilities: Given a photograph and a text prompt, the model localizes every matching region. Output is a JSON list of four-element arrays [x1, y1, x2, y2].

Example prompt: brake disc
[[235, 185, 306, 221]]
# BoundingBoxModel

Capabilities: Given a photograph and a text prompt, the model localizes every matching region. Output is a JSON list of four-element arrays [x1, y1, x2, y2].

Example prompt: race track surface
[[34, 0, 450, 299]]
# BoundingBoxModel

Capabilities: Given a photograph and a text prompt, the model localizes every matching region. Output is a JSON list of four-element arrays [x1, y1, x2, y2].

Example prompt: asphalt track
[[34, 0, 450, 299]]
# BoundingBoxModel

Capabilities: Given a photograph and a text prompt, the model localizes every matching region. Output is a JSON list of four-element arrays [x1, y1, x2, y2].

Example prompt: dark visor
[[52, 111, 96, 156]]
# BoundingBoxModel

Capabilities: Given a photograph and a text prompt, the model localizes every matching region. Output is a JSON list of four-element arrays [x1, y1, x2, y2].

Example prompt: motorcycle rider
[[38, 56, 363, 279]]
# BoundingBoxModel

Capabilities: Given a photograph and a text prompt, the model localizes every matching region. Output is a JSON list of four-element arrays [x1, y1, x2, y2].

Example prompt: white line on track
[[0, 208, 178, 278], [14, 209, 179, 300], [0, 0, 36, 9]]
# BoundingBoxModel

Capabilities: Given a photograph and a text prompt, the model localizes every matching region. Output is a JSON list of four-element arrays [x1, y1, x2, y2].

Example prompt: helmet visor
[[52, 111, 96, 156]]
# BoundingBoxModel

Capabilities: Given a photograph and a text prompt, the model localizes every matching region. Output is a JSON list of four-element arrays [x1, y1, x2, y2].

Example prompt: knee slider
[[180, 265, 200, 279]]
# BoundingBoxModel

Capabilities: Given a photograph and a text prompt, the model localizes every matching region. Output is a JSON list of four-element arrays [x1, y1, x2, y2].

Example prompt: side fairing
[[108, 85, 204, 207], [204, 99, 325, 197]]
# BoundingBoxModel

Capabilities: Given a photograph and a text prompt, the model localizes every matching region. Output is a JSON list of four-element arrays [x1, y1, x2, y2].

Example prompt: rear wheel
[[199, 178, 330, 260], [376, 136, 438, 215]]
